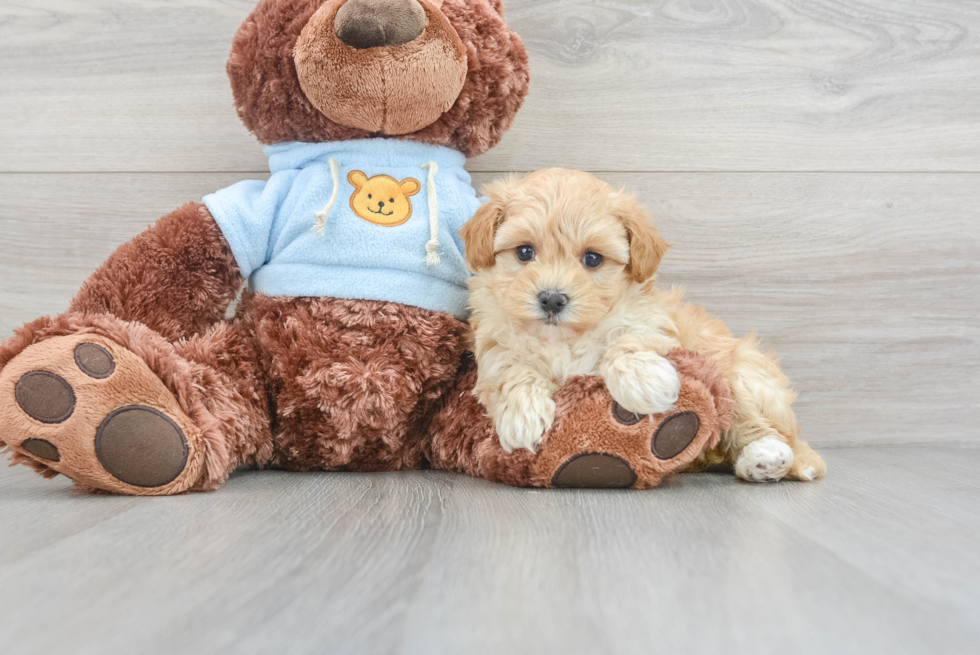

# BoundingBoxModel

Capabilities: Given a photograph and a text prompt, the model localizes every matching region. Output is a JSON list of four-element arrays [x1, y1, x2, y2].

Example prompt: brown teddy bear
[[0, 0, 733, 495]]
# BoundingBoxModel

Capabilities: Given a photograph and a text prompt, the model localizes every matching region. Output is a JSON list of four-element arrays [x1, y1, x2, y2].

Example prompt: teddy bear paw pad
[[0, 334, 202, 495], [95, 406, 188, 488], [552, 452, 637, 489]]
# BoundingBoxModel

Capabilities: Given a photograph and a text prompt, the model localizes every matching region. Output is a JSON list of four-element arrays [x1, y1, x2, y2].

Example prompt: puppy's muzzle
[[538, 290, 569, 317]]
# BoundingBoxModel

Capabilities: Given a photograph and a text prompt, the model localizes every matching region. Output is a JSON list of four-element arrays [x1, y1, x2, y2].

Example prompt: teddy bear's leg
[[241, 295, 469, 473], [427, 350, 735, 489], [0, 200, 259, 493], [68, 202, 242, 342], [0, 313, 272, 495]]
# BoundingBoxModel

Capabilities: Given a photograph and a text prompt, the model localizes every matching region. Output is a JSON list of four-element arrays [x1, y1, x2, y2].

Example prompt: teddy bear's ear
[[400, 178, 422, 196], [348, 171, 368, 188]]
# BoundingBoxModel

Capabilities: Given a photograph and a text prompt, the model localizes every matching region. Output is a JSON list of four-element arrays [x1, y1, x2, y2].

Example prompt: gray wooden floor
[[1, 446, 978, 655]]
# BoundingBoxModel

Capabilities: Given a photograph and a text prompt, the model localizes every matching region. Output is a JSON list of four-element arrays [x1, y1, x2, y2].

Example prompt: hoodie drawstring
[[313, 157, 340, 236], [421, 161, 440, 267]]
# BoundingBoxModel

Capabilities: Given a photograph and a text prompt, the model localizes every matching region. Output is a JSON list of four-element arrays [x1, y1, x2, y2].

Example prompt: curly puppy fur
[[462, 169, 826, 482], [229, 0, 529, 156]]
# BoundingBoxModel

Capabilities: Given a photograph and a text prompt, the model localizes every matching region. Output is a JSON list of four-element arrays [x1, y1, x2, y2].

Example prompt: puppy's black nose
[[538, 290, 569, 315], [335, 0, 427, 50]]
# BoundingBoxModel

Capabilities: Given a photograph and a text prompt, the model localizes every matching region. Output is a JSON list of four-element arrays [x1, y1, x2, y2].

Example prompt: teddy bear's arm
[[68, 202, 242, 342]]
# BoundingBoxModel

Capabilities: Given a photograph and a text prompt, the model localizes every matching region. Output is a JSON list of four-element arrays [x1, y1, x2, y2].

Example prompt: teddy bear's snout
[[335, 0, 427, 50]]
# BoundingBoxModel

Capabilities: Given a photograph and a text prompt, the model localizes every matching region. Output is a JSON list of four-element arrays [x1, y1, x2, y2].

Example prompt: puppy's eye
[[582, 252, 604, 269], [516, 245, 535, 262]]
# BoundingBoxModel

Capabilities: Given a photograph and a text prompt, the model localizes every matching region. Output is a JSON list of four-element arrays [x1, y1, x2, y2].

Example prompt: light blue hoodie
[[203, 138, 481, 319]]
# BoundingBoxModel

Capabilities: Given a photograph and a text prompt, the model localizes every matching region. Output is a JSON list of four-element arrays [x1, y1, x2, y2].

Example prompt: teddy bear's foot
[[427, 349, 735, 489], [535, 351, 732, 489], [548, 409, 704, 489], [0, 333, 207, 495]]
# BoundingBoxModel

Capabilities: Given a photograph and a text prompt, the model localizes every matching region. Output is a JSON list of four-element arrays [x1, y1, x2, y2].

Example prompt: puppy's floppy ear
[[460, 177, 515, 271], [614, 192, 670, 283], [460, 197, 504, 271]]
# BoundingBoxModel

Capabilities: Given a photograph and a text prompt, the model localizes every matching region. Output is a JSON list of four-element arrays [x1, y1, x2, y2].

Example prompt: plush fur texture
[[69, 203, 241, 343], [428, 349, 734, 489], [462, 169, 826, 482], [242, 294, 469, 472], [0, 333, 210, 495], [0, 293, 469, 492], [295, 0, 468, 134], [0, 313, 260, 493], [229, 0, 529, 156]]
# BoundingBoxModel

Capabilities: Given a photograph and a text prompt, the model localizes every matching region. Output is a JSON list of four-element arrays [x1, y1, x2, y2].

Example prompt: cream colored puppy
[[460, 169, 826, 482]]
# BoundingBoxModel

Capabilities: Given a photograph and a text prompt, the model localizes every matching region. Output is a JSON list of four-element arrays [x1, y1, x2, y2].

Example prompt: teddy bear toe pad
[[0, 335, 203, 494], [652, 411, 701, 460], [15, 370, 76, 424]]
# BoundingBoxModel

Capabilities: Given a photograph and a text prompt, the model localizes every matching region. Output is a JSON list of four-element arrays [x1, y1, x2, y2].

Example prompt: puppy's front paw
[[494, 389, 556, 453], [735, 437, 795, 482], [604, 352, 681, 415]]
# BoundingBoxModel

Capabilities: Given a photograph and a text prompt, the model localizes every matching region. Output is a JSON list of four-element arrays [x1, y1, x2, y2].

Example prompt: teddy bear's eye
[[389, 198, 395, 204], [516, 245, 535, 262], [368, 194, 372, 199]]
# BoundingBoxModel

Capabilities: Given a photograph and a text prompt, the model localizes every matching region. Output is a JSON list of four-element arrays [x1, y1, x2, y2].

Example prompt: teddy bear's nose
[[335, 0, 427, 50]]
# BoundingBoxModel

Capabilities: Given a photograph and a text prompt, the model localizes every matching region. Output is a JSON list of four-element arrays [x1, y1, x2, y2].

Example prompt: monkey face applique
[[348, 171, 421, 227]]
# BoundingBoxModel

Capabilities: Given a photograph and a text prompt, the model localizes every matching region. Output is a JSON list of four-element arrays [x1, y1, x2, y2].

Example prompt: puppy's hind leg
[[786, 439, 826, 481], [724, 336, 826, 483]]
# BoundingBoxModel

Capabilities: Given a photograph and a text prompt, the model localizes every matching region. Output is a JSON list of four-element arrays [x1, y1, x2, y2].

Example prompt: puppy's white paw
[[604, 352, 681, 415], [494, 389, 556, 453], [735, 437, 795, 482]]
